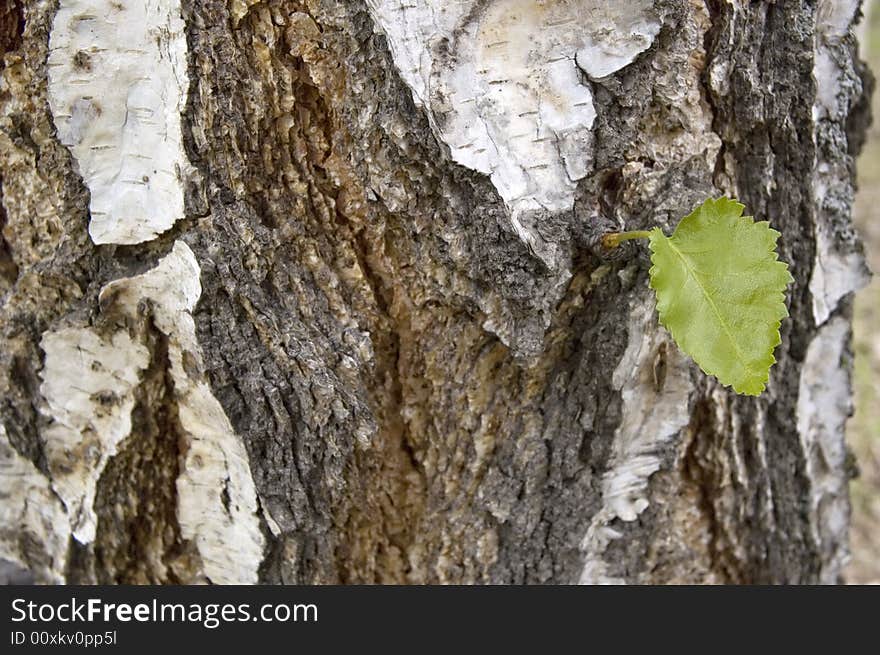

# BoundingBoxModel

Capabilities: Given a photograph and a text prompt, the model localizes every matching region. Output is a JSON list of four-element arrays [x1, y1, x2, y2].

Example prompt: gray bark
[[0, 0, 872, 584]]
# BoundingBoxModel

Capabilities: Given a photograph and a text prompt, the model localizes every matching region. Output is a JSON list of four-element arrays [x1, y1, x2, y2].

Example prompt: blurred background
[[849, 1, 880, 584]]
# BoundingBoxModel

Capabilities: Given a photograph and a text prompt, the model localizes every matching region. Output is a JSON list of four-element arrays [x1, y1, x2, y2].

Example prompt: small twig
[[601, 230, 652, 249]]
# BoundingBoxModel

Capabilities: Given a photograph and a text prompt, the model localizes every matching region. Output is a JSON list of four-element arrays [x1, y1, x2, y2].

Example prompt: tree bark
[[0, 0, 872, 584]]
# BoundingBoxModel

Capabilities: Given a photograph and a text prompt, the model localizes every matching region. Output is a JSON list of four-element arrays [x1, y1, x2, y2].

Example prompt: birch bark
[[0, 0, 871, 584]]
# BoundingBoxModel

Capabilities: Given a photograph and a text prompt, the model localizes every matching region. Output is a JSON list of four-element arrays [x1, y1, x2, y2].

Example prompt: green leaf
[[648, 197, 793, 396]]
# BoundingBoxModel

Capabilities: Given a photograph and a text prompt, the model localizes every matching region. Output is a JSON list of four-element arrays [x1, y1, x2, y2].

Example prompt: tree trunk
[[0, 0, 872, 584]]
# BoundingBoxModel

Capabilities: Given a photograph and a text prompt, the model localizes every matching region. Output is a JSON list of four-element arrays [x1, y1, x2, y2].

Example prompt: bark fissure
[[92, 316, 200, 584], [0, 0, 871, 584]]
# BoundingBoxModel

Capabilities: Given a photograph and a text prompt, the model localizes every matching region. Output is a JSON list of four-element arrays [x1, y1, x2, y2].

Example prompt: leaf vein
[[665, 239, 758, 377]]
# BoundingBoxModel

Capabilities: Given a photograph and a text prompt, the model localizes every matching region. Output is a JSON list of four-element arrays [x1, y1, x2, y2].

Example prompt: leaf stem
[[601, 230, 652, 249]]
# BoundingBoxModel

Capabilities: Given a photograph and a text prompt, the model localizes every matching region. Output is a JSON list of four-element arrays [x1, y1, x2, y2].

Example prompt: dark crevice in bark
[[0, 181, 20, 288], [700, 0, 825, 583], [0, 0, 26, 292], [63, 539, 93, 584], [848, 56, 875, 158], [91, 315, 201, 584], [681, 397, 740, 584], [2, 352, 44, 469], [341, 225, 428, 583], [0, 0, 23, 72], [0, 0, 863, 585]]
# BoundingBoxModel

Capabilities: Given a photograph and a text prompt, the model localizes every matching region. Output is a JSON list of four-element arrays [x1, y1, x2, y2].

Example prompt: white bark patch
[[366, 0, 659, 245], [0, 426, 70, 583], [796, 0, 866, 582], [39, 328, 149, 543], [579, 291, 692, 584], [796, 316, 852, 583], [98, 242, 264, 584], [47, 0, 191, 245], [809, 0, 869, 325], [811, 222, 868, 326]]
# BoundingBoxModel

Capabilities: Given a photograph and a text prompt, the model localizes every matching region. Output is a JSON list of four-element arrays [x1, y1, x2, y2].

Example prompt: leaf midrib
[[664, 236, 757, 377]]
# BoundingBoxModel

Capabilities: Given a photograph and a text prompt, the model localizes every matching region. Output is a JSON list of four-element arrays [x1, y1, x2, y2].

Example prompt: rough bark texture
[[0, 0, 872, 584]]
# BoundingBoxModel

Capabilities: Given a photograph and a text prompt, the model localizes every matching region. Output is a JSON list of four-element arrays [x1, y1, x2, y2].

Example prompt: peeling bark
[[47, 0, 191, 244], [0, 0, 872, 584]]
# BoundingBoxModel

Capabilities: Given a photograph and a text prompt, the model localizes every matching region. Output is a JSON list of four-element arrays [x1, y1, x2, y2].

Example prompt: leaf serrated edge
[[647, 210, 794, 396]]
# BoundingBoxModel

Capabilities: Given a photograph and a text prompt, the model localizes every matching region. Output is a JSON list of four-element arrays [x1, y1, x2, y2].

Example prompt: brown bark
[[0, 0, 872, 584]]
